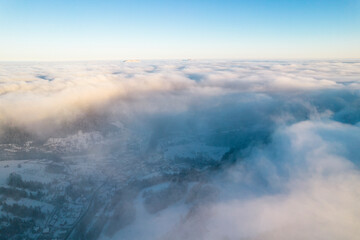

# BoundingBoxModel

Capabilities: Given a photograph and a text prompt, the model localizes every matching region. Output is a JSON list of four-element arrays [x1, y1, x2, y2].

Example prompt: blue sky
[[0, 0, 359, 61]]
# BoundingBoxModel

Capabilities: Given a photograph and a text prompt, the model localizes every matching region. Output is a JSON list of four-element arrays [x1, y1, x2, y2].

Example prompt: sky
[[0, 0, 359, 61]]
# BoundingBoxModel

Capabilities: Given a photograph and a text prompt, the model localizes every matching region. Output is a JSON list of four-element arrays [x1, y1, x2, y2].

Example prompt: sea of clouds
[[1, 60, 360, 239]]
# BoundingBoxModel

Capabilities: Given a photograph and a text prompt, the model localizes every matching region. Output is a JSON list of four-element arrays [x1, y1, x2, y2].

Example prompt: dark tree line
[[1, 202, 45, 219], [7, 172, 44, 191]]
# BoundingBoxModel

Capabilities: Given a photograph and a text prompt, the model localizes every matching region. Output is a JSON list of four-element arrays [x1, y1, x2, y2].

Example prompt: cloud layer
[[1, 60, 360, 239], [1, 60, 359, 130]]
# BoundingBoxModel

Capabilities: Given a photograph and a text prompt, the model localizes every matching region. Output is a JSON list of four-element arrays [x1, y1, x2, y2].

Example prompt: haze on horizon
[[0, 0, 360, 61]]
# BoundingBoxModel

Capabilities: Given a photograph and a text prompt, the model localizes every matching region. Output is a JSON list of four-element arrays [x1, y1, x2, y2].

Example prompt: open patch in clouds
[[108, 119, 360, 240], [0, 60, 360, 240]]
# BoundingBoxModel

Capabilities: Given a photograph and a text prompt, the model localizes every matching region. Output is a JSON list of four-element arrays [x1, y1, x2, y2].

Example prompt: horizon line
[[1, 57, 359, 63]]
